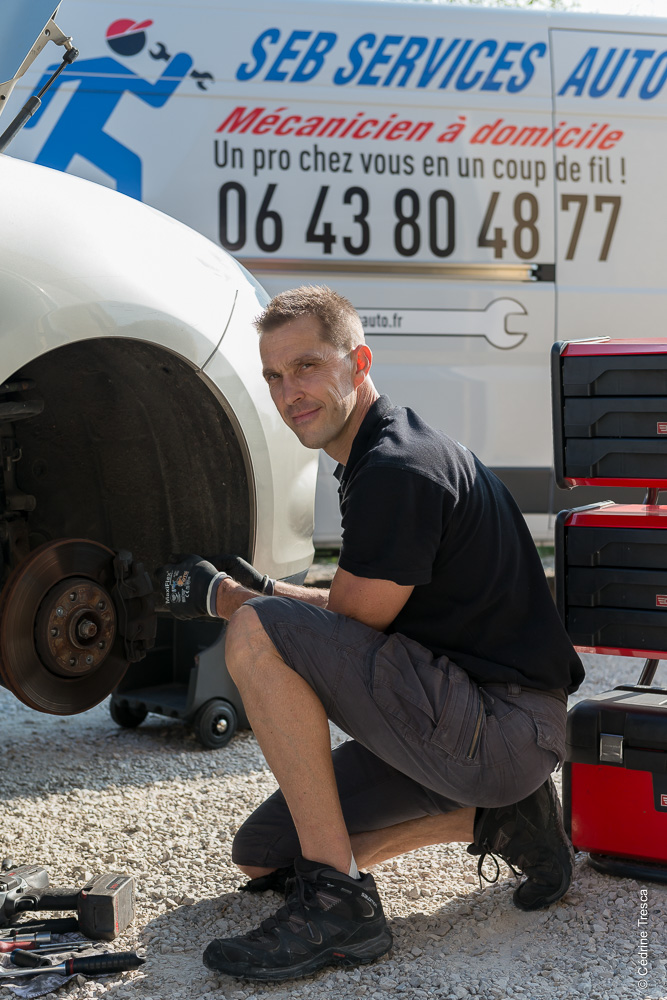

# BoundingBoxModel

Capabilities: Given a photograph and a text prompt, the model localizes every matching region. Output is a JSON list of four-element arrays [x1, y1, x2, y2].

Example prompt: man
[[156, 286, 584, 984]]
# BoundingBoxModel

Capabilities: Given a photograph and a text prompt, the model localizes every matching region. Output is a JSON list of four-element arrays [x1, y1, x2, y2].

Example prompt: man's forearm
[[273, 580, 329, 606], [214, 576, 329, 620]]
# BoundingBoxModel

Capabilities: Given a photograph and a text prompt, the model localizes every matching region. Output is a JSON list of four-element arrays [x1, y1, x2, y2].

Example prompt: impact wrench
[[0, 867, 135, 940]]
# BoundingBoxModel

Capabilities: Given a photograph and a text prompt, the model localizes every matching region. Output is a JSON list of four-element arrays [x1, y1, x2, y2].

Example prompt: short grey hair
[[254, 285, 364, 353]]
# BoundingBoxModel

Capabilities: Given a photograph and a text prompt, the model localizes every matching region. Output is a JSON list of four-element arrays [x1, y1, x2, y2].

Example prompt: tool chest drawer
[[564, 687, 667, 864], [566, 606, 667, 655], [564, 438, 667, 483], [567, 566, 667, 610], [566, 523, 667, 569], [563, 397, 667, 439], [552, 339, 667, 487], [561, 353, 667, 397], [556, 504, 667, 657]]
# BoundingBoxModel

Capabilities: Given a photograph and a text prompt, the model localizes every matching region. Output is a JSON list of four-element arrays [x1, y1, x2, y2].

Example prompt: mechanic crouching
[[155, 285, 584, 983]]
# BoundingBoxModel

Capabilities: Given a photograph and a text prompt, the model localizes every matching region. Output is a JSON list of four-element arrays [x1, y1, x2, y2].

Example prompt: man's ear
[[352, 344, 372, 387]]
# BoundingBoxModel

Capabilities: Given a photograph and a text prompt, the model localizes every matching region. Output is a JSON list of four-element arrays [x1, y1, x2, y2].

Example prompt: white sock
[[348, 854, 360, 879]]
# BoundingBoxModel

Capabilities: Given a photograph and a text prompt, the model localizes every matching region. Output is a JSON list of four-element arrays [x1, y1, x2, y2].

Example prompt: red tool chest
[[564, 687, 667, 879], [552, 338, 667, 883]]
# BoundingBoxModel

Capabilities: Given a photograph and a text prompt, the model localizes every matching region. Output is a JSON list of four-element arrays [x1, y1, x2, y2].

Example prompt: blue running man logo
[[25, 19, 196, 200]]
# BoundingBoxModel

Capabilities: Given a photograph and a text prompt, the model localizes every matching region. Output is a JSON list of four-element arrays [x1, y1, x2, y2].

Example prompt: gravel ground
[[0, 579, 666, 999]]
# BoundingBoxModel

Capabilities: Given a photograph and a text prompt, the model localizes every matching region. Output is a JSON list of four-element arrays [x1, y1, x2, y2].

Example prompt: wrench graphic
[[358, 298, 528, 350]]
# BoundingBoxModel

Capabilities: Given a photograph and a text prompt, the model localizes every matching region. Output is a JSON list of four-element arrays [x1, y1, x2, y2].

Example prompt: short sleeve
[[338, 466, 451, 585]]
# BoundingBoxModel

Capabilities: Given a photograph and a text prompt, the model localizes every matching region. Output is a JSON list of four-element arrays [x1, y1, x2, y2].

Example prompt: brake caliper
[[111, 550, 157, 663]]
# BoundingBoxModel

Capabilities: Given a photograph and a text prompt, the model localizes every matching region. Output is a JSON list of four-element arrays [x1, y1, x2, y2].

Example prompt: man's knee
[[231, 795, 298, 871], [226, 603, 261, 646], [225, 605, 266, 676], [231, 816, 256, 868], [231, 809, 276, 870]]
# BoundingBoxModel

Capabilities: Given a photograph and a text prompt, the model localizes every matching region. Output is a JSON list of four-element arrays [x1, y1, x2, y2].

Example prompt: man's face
[[260, 315, 358, 451]]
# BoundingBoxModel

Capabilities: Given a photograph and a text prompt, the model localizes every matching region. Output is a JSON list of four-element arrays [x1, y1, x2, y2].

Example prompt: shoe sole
[[203, 927, 393, 982]]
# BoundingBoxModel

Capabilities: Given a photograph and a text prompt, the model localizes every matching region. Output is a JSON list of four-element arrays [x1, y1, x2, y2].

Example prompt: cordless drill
[[0, 866, 135, 941]]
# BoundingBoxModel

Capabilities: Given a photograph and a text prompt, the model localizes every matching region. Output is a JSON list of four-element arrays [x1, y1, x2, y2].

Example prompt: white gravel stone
[[0, 652, 666, 999]]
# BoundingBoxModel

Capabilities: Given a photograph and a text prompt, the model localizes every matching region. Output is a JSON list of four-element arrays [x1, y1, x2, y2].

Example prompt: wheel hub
[[34, 577, 116, 678], [0, 539, 132, 715]]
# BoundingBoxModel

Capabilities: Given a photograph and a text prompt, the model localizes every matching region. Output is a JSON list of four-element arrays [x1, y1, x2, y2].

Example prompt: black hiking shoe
[[203, 857, 392, 982], [467, 776, 575, 911], [239, 865, 295, 894]]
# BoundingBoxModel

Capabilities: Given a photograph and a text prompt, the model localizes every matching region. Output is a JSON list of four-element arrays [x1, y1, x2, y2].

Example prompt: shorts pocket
[[518, 692, 567, 770], [372, 635, 465, 747], [430, 667, 479, 757], [372, 635, 442, 735], [533, 705, 567, 771], [494, 705, 538, 757]]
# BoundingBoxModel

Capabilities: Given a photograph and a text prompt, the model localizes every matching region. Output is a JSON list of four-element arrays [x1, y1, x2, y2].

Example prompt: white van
[[10, 0, 667, 543]]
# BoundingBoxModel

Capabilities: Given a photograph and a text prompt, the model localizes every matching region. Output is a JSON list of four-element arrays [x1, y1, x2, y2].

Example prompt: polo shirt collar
[[334, 394, 394, 485]]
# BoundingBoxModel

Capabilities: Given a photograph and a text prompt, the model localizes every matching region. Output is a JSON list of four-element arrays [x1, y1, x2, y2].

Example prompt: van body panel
[[9, 0, 666, 542]]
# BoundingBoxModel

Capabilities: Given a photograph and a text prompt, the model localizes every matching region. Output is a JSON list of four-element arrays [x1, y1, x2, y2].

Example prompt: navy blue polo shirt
[[335, 395, 584, 694]]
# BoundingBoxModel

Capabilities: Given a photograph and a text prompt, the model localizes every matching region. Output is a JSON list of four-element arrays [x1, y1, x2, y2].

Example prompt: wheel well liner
[[11, 338, 252, 572]]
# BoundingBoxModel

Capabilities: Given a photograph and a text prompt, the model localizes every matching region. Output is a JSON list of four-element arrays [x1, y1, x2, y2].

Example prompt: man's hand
[[212, 555, 275, 595], [154, 555, 228, 619]]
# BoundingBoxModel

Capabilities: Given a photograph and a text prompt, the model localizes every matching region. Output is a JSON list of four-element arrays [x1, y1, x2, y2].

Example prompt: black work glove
[[212, 554, 275, 595], [153, 555, 228, 619]]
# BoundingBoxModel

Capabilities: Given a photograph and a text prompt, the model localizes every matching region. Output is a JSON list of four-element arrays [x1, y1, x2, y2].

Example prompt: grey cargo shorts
[[232, 595, 567, 870]]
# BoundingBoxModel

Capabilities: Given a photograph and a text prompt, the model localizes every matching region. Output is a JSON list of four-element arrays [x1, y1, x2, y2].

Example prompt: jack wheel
[[194, 699, 237, 750], [110, 699, 148, 729]]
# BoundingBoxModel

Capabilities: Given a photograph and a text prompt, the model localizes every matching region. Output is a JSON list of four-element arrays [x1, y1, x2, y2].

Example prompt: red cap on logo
[[106, 19, 153, 39]]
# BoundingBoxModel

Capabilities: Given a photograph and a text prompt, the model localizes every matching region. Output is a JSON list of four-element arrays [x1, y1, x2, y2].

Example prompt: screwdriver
[[0, 952, 145, 978]]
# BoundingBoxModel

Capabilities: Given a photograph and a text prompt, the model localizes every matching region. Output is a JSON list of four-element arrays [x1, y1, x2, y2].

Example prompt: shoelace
[[470, 838, 563, 890], [471, 848, 521, 888], [245, 874, 316, 942]]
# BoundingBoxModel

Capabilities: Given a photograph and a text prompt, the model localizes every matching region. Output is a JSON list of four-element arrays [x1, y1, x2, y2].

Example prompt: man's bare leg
[[352, 808, 476, 868], [238, 808, 476, 879], [224, 604, 354, 875]]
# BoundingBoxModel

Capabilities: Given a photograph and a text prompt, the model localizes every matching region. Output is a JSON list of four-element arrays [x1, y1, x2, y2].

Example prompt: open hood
[[0, 1, 72, 117]]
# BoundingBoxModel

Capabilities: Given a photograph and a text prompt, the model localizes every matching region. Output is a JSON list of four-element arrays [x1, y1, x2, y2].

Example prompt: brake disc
[[0, 539, 131, 715]]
